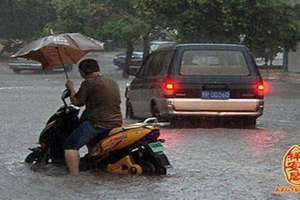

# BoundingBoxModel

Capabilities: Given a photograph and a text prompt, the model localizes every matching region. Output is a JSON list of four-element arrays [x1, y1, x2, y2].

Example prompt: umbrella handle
[[56, 47, 69, 79]]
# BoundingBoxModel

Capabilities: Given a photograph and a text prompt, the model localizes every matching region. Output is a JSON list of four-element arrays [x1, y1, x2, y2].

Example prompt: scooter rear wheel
[[142, 161, 156, 175]]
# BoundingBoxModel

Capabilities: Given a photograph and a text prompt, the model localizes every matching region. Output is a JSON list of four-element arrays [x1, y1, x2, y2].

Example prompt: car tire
[[142, 161, 156, 175], [126, 102, 135, 119], [12, 69, 21, 74], [242, 117, 257, 128], [150, 102, 160, 119], [169, 117, 184, 128]]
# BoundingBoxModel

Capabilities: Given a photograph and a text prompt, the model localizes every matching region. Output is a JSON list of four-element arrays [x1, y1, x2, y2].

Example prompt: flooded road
[[0, 53, 300, 200]]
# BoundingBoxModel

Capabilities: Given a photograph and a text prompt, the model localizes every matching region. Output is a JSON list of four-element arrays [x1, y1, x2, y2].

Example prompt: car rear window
[[180, 50, 250, 76]]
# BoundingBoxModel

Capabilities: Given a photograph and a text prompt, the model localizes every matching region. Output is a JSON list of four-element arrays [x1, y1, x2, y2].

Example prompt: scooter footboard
[[106, 155, 143, 175]]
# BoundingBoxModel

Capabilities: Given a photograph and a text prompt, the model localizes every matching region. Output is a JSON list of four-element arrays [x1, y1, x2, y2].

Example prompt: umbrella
[[12, 33, 104, 78]]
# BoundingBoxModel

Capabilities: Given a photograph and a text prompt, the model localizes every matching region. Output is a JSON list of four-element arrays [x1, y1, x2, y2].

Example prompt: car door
[[140, 52, 163, 117], [129, 52, 172, 118], [128, 54, 154, 118], [139, 51, 174, 118], [150, 51, 175, 112]]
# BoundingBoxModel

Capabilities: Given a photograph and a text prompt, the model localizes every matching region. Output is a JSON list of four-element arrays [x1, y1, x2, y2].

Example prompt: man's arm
[[65, 80, 83, 106]]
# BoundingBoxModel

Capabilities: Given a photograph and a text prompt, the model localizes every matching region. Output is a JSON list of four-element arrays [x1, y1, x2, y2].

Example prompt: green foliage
[[0, 0, 56, 40], [243, 0, 300, 59], [1, 0, 299, 64], [99, 17, 146, 42], [140, 0, 300, 62], [46, 0, 92, 34]]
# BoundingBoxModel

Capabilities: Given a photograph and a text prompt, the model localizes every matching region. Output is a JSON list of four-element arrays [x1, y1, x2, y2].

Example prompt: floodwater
[[0, 52, 300, 200]]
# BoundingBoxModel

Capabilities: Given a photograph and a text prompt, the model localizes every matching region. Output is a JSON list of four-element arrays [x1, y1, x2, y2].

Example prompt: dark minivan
[[125, 44, 264, 126]]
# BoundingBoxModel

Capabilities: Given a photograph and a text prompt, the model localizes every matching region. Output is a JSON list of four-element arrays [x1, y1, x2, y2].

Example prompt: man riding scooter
[[64, 59, 122, 176]]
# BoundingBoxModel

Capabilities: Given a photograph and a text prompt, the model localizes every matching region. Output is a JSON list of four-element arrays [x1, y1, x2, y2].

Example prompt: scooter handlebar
[[61, 89, 71, 100], [61, 89, 71, 108]]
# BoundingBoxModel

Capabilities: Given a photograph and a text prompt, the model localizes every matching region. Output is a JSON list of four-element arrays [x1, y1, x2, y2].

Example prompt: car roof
[[117, 51, 143, 56], [156, 43, 249, 51], [150, 41, 175, 44]]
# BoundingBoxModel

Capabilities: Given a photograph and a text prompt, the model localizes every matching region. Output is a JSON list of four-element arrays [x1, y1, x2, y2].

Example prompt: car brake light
[[257, 82, 265, 96], [162, 80, 177, 96], [258, 84, 264, 91]]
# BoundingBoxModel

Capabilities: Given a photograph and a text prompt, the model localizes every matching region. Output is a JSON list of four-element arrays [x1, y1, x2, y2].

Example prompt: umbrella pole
[[56, 47, 69, 79], [62, 64, 69, 79]]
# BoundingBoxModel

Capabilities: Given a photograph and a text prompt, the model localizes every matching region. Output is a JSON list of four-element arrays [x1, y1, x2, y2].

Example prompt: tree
[[44, 0, 92, 34], [0, 0, 56, 55], [94, 0, 172, 75], [243, 0, 300, 66], [133, 0, 170, 58], [139, 0, 247, 43], [0, 0, 56, 40], [141, 0, 300, 66], [93, 1, 149, 77], [99, 17, 146, 77]]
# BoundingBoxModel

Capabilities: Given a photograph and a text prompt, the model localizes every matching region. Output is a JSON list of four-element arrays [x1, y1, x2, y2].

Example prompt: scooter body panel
[[90, 126, 157, 156]]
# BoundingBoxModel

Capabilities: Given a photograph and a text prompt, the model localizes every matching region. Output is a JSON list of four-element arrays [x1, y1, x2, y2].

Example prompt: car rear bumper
[[163, 98, 264, 117]]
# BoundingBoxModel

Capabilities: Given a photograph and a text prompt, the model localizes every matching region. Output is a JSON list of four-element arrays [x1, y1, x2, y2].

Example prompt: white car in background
[[8, 58, 73, 74]]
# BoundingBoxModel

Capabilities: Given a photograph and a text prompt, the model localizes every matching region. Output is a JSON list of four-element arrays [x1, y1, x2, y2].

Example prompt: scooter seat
[[107, 117, 160, 137], [108, 127, 124, 136], [107, 126, 138, 136], [108, 123, 149, 136]]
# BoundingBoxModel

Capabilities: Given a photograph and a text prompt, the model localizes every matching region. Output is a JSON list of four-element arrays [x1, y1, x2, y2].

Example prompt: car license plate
[[148, 142, 165, 154], [202, 91, 230, 99]]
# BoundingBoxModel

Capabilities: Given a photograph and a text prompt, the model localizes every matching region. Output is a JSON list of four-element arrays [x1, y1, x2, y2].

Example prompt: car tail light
[[161, 79, 177, 96], [258, 84, 264, 91], [256, 81, 265, 96]]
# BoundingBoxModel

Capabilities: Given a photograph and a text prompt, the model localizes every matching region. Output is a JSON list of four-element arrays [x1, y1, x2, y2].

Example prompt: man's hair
[[78, 59, 100, 75]]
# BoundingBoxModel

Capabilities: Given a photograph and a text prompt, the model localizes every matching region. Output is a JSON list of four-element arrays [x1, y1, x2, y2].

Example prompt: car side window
[[148, 51, 173, 77], [138, 51, 173, 77], [138, 55, 153, 77], [159, 51, 174, 76], [148, 53, 162, 76]]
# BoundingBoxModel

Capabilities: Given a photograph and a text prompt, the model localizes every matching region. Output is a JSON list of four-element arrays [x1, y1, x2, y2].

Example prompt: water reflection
[[160, 129, 189, 150], [241, 128, 282, 158]]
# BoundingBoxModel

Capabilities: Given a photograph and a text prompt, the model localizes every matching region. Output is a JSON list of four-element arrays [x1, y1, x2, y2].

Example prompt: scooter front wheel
[[25, 151, 44, 163]]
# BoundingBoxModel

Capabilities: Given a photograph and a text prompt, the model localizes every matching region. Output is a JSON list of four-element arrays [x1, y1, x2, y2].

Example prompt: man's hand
[[65, 80, 75, 91], [65, 79, 81, 106]]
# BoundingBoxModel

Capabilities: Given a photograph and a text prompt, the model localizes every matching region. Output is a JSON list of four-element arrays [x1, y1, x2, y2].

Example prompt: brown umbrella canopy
[[12, 33, 104, 71]]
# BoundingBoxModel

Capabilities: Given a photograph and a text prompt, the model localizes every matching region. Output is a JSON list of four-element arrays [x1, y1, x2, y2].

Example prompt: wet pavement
[[0, 53, 300, 200]]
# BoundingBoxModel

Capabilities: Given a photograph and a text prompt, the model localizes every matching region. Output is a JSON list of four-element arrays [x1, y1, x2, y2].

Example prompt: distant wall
[[288, 44, 300, 73]]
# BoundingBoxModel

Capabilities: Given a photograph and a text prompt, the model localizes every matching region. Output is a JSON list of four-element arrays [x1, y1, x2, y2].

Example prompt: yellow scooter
[[25, 90, 171, 175]]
